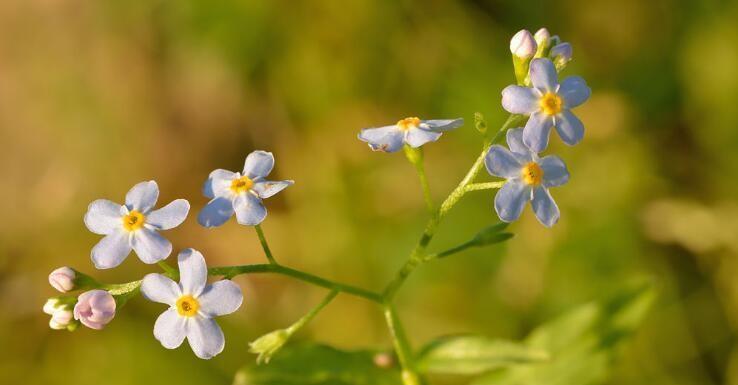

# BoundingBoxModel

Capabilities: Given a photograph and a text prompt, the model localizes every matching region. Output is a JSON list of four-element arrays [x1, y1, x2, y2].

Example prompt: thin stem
[[404, 145, 434, 212], [286, 290, 338, 334], [254, 224, 277, 264], [209, 264, 383, 303], [464, 181, 506, 192], [384, 304, 422, 385]]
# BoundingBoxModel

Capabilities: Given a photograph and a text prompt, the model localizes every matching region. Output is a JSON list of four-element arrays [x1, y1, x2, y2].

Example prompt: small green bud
[[474, 112, 487, 135], [403, 144, 424, 166], [249, 329, 291, 364], [401, 370, 422, 385], [471, 223, 513, 246]]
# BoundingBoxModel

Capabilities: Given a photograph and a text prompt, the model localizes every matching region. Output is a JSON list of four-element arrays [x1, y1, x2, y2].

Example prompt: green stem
[[286, 290, 338, 335], [209, 264, 383, 303], [254, 224, 277, 264], [384, 304, 422, 385], [464, 181, 506, 192], [404, 145, 434, 212]]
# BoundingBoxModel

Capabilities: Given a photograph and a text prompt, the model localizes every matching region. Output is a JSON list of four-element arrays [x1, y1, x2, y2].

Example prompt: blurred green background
[[2, 0, 738, 384]]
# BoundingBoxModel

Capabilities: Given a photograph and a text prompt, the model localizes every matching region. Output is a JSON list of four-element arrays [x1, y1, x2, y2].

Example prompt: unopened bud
[[73, 290, 116, 330], [550, 42, 573, 70], [49, 308, 74, 330], [509, 29, 537, 59], [49, 267, 76, 293], [534, 28, 550, 45], [249, 329, 290, 364]]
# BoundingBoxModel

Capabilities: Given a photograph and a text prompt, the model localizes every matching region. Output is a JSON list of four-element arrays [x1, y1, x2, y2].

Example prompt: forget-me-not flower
[[198, 151, 293, 227], [358, 117, 463, 153], [141, 248, 243, 359], [485, 128, 569, 227], [501, 58, 590, 152], [84, 181, 190, 269]]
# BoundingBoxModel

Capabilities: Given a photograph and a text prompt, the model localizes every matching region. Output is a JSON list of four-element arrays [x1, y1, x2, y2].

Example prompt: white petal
[[243, 151, 275, 179], [153, 309, 187, 349], [421, 118, 464, 132], [357, 125, 405, 153], [141, 273, 181, 306], [178, 248, 207, 297], [198, 197, 235, 228], [501, 85, 540, 114], [404, 127, 443, 148], [91, 230, 132, 269], [125, 181, 159, 213], [186, 317, 225, 359], [208, 169, 238, 198], [233, 193, 267, 226], [131, 228, 172, 264], [84, 200, 123, 235], [529, 58, 558, 92], [252, 180, 293, 199], [198, 280, 243, 317], [147, 199, 190, 230]]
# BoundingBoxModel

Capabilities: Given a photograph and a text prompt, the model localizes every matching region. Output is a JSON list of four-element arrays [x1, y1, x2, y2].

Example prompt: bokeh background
[[2, 0, 738, 384]]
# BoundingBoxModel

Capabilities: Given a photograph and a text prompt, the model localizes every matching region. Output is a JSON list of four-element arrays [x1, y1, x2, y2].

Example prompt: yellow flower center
[[176, 295, 200, 317], [396, 117, 421, 131], [122, 210, 146, 231], [230, 175, 254, 194], [521, 162, 544, 186], [539, 92, 563, 116]]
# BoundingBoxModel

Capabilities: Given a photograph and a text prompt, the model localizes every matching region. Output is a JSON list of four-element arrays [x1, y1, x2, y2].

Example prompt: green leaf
[[471, 282, 656, 385], [416, 335, 549, 375], [234, 343, 401, 385]]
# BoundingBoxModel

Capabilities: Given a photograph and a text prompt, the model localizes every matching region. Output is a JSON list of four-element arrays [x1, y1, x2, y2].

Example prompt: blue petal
[[529, 58, 558, 92], [421, 118, 464, 132], [233, 193, 267, 226], [91, 230, 132, 269], [252, 180, 293, 199], [494, 181, 530, 223], [506, 128, 530, 155], [485, 145, 524, 178], [131, 228, 172, 264], [531, 187, 560, 227], [501, 85, 540, 114], [358, 125, 404, 153], [554, 110, 584, 146], [198, 197, 235, 228], [126, 181, 159, 213], [243, 151, 275, 179], [523, 112, 554, 153], [559, 76, 590, 108], [539, 156, 569, 188], [204, 169, 237, 199], [187, 317, 225, 359], [405, 127, 442, 148]]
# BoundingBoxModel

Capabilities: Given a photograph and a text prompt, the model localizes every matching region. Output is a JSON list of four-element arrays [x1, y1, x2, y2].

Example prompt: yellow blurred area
[[2, 0, 738, 384]]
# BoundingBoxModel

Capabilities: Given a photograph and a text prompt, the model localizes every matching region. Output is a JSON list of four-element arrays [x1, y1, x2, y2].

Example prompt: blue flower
[[484, 128, 569, 227], [198, 151, 293, 227], [358, 117, 463, 153], [501, 58, 590, 152]]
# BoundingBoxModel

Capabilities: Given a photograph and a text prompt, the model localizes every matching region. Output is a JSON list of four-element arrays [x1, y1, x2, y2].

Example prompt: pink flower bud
[[49, 267, 76, 293], [509, 29, 537, 59], [50, 308, 74, 330], [534, 28, 550, 45], [74, 290, 116, 330]]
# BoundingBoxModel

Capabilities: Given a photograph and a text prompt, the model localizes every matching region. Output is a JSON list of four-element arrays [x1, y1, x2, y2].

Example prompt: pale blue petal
[[91, 230, 132, 269], [141, 273, 181, 306], [506, 128, 529, 155], [501, 85, 540, 114], [539, 156, 569, 188], [187, 317, 225, 359], [243, 151, 275, 179], [252, 180, 293, 199], [558, 76, 590, 108], [233, 193, 267, 226], [178, 248, 207, 297], [555, 110, 584, 146], [531, 187, 560, 227], [125, 181, 159, 213], [357, 125, 404, 153], [485, 145, 524, 178], [421, 118, 464, 132], [204, 169, 238, 199], [529, 58, 558, 92], [154, 309, 187, 349], [131, 228, 172, 264], [494, 181, 531, 223], [198, 197, 234, 228], [405, 127, 442, 148], [523, 112, 554, 153], [198, 280, 243, 317], [84, 199, 123, 235], [147, 199, 190, 230]]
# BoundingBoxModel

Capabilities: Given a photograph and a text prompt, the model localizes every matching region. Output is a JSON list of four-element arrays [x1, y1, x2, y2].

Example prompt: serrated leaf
[[234, 343, 401, 385], [471, 282, 656, 385], [416, 335, 549, 375]]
